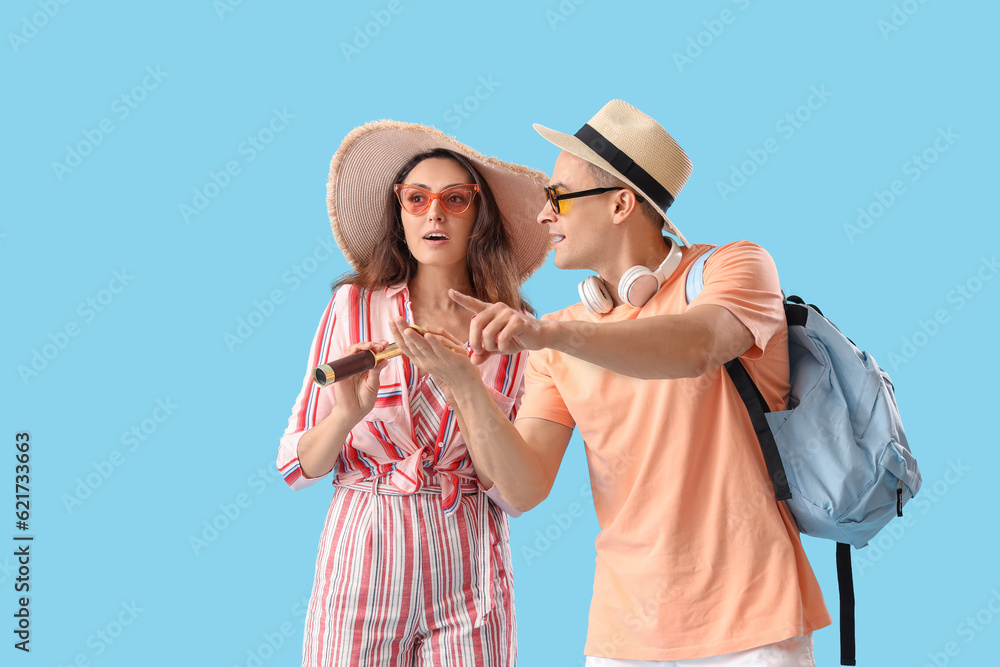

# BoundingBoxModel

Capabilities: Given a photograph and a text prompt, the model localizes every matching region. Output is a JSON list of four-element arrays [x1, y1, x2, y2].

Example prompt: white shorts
[[585, 634, 815, 667]]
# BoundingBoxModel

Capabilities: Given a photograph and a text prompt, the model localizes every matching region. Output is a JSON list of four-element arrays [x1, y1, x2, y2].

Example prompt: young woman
[[276, 121, 550, 666]]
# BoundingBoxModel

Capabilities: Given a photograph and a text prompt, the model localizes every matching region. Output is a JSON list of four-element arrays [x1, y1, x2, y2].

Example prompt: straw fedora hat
[[328, 120, 551, 278], [533, 99, 692, 245]]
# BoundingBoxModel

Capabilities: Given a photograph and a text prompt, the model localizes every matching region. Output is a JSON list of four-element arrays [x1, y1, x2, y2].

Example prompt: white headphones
[[578, 240, 683, 314]]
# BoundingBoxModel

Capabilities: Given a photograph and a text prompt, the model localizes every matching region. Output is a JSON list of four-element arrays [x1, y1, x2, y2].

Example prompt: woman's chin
[[412, 254, 468, 273]]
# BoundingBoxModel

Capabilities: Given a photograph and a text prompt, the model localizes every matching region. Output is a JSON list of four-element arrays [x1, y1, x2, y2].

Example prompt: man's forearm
[[542, 315, 716, 380]]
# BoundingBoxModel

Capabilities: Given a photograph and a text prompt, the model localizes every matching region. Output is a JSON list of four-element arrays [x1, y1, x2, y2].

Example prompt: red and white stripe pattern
[[300, 485, 516, 667], [277, 283, 525, 500], [408, 374, 466, 514], [277, 283, 527, 664]]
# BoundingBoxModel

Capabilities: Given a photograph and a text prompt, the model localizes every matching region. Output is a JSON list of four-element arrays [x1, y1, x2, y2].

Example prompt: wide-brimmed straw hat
[[328, 120, 551, 278], [533, 99, 692, 245]]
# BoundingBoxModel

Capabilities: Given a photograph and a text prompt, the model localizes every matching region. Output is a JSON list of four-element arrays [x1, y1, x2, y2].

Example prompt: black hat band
[[574, 123, 675, 211]]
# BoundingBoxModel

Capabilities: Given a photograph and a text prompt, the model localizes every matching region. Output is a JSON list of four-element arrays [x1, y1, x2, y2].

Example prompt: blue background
[[3, 1, 998, 665]]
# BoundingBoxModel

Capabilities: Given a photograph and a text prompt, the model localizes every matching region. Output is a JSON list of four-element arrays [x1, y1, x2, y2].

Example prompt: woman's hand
[[449, 289, 548, 364], [389, 318, 480, 402], [330, 340, 390, 424]]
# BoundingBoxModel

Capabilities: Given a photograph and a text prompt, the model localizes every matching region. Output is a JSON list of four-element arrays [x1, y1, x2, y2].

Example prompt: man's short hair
[[585, 162, 663, 229]]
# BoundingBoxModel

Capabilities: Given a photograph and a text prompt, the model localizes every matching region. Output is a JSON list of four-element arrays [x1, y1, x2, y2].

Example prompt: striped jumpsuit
[[277, 283, 523, 666]]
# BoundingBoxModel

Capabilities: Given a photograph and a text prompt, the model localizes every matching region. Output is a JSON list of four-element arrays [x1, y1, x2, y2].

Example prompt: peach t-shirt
[[517, 241, 831, 661]]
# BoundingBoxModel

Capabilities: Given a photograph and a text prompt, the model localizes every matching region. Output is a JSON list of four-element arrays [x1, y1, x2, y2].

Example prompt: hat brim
[[329, 121, 552, 278], [533, 123, 688, 246]]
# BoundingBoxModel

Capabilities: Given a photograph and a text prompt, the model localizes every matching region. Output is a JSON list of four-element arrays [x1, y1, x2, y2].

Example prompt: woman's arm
[[389, 318, 572, 512], [296, 340, 390, 478], [277, 289, 388, 489]]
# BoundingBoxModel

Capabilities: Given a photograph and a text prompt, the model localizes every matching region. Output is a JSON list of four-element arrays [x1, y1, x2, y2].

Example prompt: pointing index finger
[[449, 289, 488, 313]]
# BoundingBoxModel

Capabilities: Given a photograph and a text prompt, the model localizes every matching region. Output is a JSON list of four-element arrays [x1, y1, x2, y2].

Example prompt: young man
[[390, 100, 831, 666]]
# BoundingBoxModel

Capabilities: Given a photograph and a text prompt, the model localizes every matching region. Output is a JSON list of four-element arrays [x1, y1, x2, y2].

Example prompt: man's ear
[[610, 189, 640, 225]]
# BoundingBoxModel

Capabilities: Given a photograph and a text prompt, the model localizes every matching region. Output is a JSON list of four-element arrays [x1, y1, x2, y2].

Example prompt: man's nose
[[537, 201, 556, 225]]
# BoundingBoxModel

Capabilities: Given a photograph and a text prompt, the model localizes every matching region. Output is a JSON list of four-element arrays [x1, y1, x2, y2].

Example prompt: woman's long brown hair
[[332, 148, 533, 314]]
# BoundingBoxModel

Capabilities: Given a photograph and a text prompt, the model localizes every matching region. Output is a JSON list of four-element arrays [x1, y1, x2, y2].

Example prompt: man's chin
[[552, 248, 576, 271]]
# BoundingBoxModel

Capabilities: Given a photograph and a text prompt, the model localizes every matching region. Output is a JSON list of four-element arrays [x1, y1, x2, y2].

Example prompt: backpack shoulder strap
[[684, 244, 792, 501], [723, 359, 792, 501], [684, 245, 720, 304], [837, 542, 857, 665]]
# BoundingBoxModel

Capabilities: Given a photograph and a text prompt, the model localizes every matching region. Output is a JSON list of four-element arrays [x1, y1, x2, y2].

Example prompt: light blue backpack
[[686, 246, 922, 666]]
